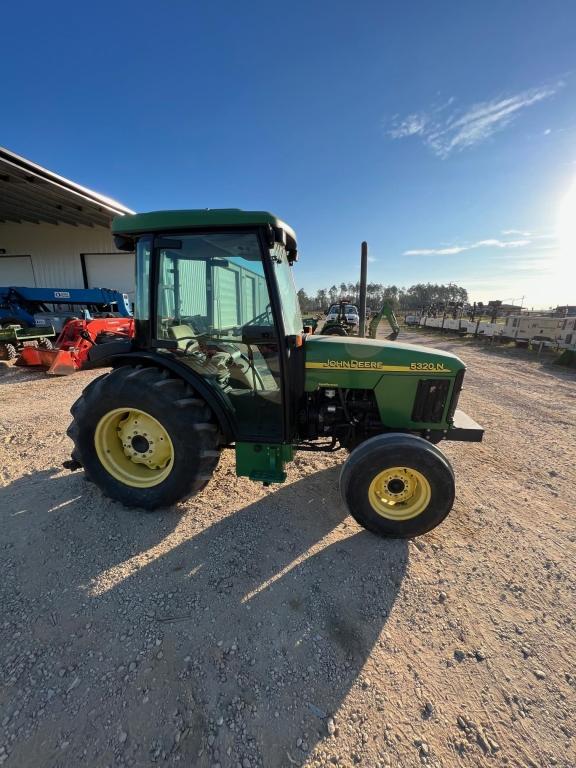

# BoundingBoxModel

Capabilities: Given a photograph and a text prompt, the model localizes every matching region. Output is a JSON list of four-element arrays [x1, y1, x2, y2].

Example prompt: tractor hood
[[304, 335, 465, 382]]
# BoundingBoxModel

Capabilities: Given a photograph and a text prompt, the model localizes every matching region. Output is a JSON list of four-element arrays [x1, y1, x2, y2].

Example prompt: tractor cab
[[113, 210, 303, 443]]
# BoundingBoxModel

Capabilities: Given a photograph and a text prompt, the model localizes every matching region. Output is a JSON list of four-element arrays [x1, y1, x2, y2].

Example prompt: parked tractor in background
[[0, 324, 55, 361], [66, 209, 483, 539], [321, 301, 360, 336], [319, 300, 399, 340]]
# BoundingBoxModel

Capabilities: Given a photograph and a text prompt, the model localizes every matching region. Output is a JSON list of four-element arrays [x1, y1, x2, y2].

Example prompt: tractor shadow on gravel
[[0, 464, 408, 767]]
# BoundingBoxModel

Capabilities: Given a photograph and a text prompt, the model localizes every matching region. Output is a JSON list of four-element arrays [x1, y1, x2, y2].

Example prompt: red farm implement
[[17, 317, 134, 375]]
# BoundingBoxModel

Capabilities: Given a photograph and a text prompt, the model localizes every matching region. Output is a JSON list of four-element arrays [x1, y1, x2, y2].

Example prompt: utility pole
[[359, 241, 368, 337]]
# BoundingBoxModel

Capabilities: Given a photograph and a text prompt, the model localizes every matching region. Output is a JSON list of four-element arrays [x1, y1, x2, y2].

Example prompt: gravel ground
[[0, 332, 575, 768]]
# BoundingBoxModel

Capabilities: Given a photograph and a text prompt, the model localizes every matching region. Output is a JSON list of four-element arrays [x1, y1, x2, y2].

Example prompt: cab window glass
[[155, 232, 282, 440], [135, 237, 151, 321], [271, 243, 302, 336]]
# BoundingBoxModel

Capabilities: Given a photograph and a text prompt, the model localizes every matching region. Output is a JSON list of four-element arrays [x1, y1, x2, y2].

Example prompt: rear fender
[[108, 350, 236, 443]]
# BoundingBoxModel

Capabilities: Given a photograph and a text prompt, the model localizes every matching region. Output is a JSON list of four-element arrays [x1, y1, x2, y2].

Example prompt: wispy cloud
[[387, 82, 563, 157], [403, 237, 532, 257], [502, 229, 532, 237]]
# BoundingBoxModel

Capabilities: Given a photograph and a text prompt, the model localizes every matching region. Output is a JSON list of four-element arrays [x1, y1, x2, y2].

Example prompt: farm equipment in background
[[319, 300, 399, 340], [368, 302, 400, 340], [0, 324, 56, 361], [321, 301, 361, 336], [17, 316, 134, 375], [301, 315, 320, 333], [0, 286, 132, 332]]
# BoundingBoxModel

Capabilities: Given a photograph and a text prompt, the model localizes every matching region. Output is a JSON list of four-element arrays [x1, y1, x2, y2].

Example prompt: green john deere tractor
[[66, 209, 483, 538]]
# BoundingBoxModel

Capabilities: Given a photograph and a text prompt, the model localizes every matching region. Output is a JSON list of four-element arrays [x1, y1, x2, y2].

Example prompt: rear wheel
[[340, 433, 455, 538], [38, 337, 53, 350], [67, 365, 222, 509]]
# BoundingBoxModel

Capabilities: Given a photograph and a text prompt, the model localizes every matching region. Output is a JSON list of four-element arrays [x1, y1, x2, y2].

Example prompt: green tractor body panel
[[236, 442, 294, 484], [304, 335, 464, 431]]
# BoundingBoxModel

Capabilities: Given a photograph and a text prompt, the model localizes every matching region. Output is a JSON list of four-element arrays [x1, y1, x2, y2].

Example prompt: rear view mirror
[[114, 235, 134, 252]]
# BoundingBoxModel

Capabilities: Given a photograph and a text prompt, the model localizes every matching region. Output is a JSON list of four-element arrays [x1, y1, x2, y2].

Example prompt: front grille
[[447, 369, 465, 422], [412, 379, 451, 423]]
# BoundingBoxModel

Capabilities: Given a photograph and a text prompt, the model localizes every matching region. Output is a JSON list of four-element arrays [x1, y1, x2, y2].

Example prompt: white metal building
[[0, 147, 136, 300]]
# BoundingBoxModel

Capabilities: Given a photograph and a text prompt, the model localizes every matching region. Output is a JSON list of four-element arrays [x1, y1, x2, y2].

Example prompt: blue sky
[[3, 0, 575, 308]]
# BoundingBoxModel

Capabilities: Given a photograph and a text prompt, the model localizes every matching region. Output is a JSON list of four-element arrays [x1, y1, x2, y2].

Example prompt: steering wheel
[[223, 347, 266, 390], [244, 304, 273, 327], [174, 335, 266, 390]]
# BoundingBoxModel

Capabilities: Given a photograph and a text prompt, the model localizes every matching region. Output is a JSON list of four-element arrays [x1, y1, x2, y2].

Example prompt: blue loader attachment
[[0, 286, 132, 331]]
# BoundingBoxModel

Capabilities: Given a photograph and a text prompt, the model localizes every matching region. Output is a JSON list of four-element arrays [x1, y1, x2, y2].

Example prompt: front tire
[[2, 343, 18, 361], [340, 433, 455, 538], [322, 325, 348, 336], [67, 366, 222, 509]]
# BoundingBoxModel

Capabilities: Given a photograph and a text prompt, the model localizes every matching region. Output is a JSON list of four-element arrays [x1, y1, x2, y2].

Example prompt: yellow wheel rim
[[94, 408, 174, 488], [368, 466, 431, 521]]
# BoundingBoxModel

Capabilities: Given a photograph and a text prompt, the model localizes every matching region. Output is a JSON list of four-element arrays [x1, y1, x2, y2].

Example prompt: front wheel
[[322, 325, 348, 336], [67, 366, 222, 509], [340, 434, 455, 538], [1, 343, 18, 361]]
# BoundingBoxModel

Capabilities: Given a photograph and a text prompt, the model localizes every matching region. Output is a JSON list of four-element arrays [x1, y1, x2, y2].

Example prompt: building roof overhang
[[0, 146, 134, 228]]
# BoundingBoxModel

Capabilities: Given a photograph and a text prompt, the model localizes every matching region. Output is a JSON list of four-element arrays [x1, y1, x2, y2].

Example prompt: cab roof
[[112, 208, 297, 245]]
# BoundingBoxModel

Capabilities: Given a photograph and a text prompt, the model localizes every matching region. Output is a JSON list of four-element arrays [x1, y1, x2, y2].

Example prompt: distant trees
[[297, 282, 469, 313], [403, 282, 468, 308]]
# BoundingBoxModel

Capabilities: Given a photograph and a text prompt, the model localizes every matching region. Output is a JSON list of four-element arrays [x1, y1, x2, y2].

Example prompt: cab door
[[154, 231, 286, 441]]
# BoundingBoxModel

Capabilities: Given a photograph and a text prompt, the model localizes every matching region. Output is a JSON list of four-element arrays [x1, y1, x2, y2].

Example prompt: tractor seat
[[168, 323, 200, 353]]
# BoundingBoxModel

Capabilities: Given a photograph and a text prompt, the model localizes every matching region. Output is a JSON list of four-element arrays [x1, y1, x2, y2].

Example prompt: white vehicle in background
[[405, 314, 420, 326], [326, 303, 360, 327]]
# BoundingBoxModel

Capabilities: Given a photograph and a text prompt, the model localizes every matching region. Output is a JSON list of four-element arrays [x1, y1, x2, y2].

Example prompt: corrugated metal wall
[[0, 221, 121, 288], [157, 254, 268, 328], [179, 260, 207, 315], [214, 266, 240, 327]]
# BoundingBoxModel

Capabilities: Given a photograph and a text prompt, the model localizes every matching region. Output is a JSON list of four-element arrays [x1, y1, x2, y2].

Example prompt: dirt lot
[[1, 332, 575, 768]]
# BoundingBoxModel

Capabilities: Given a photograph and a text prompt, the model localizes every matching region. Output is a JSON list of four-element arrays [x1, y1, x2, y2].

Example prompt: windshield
[[328, 304, 358, 314], [271, 243, 302, 336]]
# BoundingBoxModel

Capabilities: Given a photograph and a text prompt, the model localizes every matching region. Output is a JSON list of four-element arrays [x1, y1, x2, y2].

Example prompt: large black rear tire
[[67, 366, 222, 509], [340, 433, 455, 538]]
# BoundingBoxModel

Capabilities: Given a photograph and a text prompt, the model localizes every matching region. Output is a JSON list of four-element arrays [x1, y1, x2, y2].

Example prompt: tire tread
[[67, 365, 221, 509]]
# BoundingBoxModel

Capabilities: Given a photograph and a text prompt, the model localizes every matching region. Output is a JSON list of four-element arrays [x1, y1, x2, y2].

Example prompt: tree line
[[297, 282, 469, 312]]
